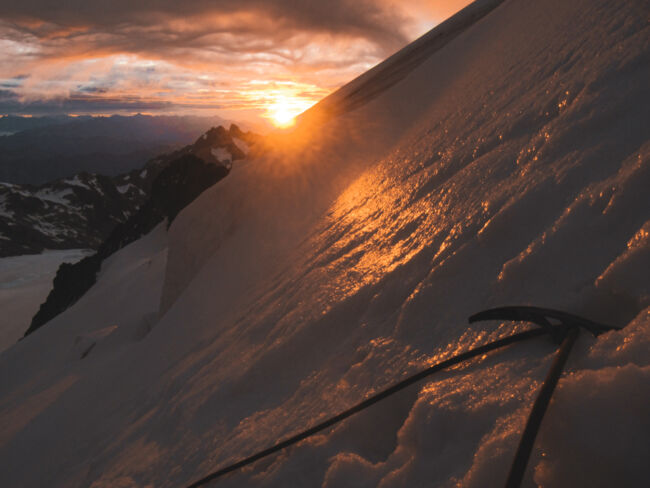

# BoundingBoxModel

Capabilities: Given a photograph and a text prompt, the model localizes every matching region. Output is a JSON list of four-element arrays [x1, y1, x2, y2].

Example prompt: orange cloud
[[0, 1, 472, 123]]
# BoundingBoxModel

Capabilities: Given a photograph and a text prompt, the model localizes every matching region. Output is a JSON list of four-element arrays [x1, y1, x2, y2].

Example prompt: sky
[[0, 1, 472, 126]]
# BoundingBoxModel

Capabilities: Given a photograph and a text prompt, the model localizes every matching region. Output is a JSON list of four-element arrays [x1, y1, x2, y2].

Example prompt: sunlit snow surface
[[0, 249, 89, 353], [1, 0, 649, 487]]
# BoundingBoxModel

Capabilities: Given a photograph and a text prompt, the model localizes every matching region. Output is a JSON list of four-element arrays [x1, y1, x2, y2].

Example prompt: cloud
[[0, 91, 177, 115], [0, 1, 471, 119], [0, 0, 410, 53]]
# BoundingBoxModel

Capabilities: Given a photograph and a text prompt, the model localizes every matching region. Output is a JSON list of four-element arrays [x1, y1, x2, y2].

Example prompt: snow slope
[[1, 0, 649, 487], [0, 249, 89, 353]]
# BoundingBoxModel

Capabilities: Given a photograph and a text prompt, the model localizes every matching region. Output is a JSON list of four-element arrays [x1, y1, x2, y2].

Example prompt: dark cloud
[[77, 85, 109, 94], [0, 89, 19, 102], [0, 0, 409, 54], [0, 78, 26, 89], [0, 1, 455, 120], [0, 87, 196, 115]]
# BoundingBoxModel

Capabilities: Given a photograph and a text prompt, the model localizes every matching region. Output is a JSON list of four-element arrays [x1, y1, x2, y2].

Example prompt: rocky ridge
[[0, 124, 257, 257], [22, 124, 258, 335]]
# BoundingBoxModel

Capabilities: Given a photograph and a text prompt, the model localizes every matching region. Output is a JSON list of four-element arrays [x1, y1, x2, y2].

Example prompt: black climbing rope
[[185, 327, 547, 487], [184, 307, 620, 488]]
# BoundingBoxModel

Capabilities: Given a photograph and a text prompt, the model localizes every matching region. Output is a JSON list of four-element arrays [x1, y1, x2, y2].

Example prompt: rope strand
[[185, 327, 549, 487]]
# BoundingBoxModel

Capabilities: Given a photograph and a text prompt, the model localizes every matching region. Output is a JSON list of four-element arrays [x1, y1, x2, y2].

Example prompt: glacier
[[0, 249, 90, 353], [1, 0, 649, 487]]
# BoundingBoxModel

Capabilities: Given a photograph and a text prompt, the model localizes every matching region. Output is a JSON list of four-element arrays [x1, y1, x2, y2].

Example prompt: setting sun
[[264, 94, 317, 128], [269, 100, 297, 128]]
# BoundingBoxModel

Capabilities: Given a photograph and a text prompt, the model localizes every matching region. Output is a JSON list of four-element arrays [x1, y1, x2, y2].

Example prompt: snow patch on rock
[[211, 146, 232, 163], [232, 137, 250, 155]]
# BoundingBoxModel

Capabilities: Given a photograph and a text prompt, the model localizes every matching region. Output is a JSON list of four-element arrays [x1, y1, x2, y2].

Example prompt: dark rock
[[24, 138, 236, 336], [24, 254, 102, 336]]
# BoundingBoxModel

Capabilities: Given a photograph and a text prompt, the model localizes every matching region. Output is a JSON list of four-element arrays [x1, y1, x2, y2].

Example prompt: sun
[[264, 94, 316, 128], [269, 101, 296, 128]]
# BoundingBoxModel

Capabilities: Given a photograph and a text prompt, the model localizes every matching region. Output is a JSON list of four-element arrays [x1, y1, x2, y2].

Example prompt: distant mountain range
[[0, 172, 147, 257], [0, 124, 259, 258], [0, 114, 76, 135], [0, 114, 232, 184]]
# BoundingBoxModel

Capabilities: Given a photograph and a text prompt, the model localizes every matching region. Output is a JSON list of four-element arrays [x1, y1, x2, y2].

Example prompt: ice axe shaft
[[505, 326, 579, 488], [469, 306, 619, 487]]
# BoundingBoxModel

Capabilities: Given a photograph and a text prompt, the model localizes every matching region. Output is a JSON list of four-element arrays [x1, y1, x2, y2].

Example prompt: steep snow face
[[1, 0, 649, 487]]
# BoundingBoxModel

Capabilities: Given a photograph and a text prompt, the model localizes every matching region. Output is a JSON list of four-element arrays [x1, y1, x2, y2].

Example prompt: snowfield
[[0, 249, 89, 353], [1, 0, 649, 487]]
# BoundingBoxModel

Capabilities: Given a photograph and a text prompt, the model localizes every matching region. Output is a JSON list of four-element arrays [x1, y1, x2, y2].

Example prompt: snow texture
[[0, 0, 648, 487]]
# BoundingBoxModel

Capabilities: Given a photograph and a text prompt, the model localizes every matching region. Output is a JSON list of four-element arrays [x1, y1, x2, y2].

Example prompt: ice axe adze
[[470, 305, 620, 487]]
